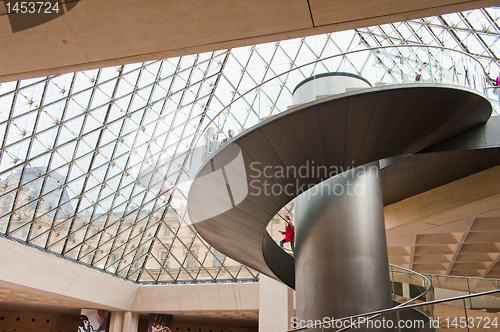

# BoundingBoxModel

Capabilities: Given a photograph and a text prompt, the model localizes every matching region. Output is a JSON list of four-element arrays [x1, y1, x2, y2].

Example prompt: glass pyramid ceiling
[[0, 7, 499, 284]]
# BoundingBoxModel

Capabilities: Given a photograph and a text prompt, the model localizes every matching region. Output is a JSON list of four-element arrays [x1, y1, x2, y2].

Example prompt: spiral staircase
[[187, 76, 500, 331]]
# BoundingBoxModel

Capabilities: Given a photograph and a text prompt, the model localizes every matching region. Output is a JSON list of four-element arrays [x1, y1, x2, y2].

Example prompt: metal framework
[[0, 7, 499, 284]]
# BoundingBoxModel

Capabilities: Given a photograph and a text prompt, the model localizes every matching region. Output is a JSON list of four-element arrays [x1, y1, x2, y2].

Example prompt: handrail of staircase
[[388, 264, 432, 306], [189, 43, 495, 157], [282, 264, 433, 332], [327, 264, 432, 332], [422, 272, 500, 282], [285, 288, 500, 331]]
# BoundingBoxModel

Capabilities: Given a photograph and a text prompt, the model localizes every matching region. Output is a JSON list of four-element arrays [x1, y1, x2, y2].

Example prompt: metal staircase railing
[[285, 264, 500, 331]]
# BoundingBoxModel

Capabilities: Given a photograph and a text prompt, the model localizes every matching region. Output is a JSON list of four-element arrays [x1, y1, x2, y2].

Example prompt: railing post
[[429, 275, 435, 320], [391, 265, 395, 301], [391, 266, 402, 332], [467, 278, 473, 309], [463, 298, 470, 332]]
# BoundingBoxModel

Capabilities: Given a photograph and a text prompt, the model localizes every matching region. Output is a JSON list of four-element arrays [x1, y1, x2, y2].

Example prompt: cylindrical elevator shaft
[[294, 163, 393, 330]]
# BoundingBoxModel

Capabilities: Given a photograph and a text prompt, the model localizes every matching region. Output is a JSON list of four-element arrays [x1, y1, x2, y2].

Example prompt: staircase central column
[[294, 162, 393, 331]]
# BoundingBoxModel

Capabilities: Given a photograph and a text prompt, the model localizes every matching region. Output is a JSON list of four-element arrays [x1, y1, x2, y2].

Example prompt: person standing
[[201, 127, 218, 163], [491, 74, 500, 104], [219, 129, 235, 147], [279, 215, 295, 254]]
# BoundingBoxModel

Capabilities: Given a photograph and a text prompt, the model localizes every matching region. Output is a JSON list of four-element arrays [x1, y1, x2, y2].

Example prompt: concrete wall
[[0, 238, 261, 315], [1, 0, 498, 82], [0, 238, 138, 311], [133, 283, 259, 313]]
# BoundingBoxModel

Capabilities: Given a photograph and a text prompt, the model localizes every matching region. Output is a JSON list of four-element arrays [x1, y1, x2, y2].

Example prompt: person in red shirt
[[489, 74, 500, 103], [279, 215, 295, 254]]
